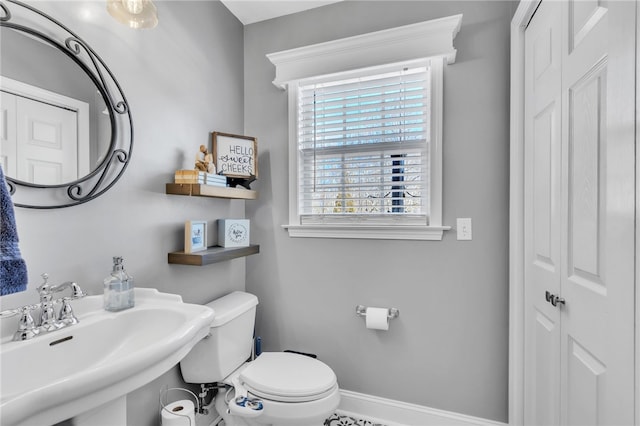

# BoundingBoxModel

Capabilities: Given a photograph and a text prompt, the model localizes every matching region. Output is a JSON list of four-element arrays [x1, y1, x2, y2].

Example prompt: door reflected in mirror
[[0, 26, 111, 185]]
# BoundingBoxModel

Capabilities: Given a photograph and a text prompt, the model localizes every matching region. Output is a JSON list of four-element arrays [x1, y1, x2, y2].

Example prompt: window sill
[[282, 224, 451, 240]]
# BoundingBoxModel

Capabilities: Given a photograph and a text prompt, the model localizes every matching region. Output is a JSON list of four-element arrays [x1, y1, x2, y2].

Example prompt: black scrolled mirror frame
[[0, 0, 133, 209]]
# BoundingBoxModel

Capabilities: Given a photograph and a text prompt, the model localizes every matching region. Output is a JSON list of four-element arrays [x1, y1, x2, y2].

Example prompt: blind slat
[[299, 86, 429, 107], [299, 106, 428, 126], [300, 139, 426, 155], [301, 172, 424, 179]]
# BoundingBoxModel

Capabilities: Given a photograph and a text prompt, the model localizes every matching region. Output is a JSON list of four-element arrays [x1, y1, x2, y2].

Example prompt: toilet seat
[[240, 352, 338, 403]]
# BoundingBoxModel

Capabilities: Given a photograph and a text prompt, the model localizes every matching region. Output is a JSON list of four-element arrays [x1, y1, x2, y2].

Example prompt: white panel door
[[524, 1, 562, 424], [560, 0, 635, 424], [15, 95, 78, 185], [524, 1, 636, 425]]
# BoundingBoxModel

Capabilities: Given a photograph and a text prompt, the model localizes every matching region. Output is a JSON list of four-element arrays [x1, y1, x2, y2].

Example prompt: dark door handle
[[545, 291, 565, 307]]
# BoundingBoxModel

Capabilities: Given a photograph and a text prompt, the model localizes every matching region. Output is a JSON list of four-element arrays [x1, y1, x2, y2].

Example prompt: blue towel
[[0, 165, 28, 295]]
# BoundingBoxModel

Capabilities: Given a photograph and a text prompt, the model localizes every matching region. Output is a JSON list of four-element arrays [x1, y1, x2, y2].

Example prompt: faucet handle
[[13, 305, 40, 341], [37, 273, 51, 294], [58, 297, 79, 326], [0, 308, 20, 319]]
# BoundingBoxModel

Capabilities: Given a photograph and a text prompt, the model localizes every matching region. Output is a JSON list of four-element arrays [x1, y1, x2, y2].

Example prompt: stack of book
[[206, 174, 228, 187], [174, 170, 227, 187]]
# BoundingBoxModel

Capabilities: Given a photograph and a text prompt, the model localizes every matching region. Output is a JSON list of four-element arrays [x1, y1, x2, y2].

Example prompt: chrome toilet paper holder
[[355, 305, 400, 320]]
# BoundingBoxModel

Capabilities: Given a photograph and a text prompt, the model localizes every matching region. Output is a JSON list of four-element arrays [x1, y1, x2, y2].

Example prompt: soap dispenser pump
[[104, 256, 135, 311]]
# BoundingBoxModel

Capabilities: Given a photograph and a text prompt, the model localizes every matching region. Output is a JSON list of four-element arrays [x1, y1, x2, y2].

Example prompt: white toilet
[[180, 291, 340, 426]]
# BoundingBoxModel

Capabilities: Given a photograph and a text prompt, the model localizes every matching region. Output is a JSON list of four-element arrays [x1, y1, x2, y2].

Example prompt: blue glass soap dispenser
[[104, 256, 135, 311]]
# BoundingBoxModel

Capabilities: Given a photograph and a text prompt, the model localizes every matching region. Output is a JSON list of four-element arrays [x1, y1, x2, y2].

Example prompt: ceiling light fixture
[[107, 0, 158, 29]]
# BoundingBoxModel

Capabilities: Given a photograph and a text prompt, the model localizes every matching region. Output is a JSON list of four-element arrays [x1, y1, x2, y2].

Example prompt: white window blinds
[[297, 65, 431, 223]]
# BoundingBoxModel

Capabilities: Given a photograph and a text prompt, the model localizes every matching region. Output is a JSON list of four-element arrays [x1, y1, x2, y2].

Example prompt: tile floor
[[218, 411, 388, 426], [324, 413, 388, 426]]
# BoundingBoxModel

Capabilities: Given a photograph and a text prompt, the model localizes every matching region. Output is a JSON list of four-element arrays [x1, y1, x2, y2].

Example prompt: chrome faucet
[[36, 274, 86, 332], [0, 273, 86, 341]]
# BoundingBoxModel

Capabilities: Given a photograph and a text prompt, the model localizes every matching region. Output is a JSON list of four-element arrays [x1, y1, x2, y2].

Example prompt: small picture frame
[[185, 220, 207, 253], [218, 219, 250, 248]]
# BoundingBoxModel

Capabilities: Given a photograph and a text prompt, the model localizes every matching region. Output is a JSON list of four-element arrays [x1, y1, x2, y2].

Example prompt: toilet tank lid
[[207, 291, 258, 327]]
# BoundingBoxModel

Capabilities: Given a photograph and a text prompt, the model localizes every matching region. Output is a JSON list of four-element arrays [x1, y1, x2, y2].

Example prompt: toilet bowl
[[216, 352, 340, 426], [179, 292, 340, 426]]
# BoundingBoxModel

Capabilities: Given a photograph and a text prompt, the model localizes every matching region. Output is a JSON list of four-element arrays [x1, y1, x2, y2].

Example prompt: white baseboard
[[337, 390, 507, 426]]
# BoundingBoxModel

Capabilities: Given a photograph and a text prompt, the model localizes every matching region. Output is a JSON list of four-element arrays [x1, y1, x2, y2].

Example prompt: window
[[298, 64, 430, 224], [267, 15, 462, 239]]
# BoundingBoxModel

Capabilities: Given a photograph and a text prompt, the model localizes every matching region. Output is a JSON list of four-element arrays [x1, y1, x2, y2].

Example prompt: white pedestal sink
[[0, 288, 215, 426]]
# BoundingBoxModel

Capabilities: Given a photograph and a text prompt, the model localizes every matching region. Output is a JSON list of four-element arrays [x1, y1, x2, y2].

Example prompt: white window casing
[[267, 14, 462, 240]]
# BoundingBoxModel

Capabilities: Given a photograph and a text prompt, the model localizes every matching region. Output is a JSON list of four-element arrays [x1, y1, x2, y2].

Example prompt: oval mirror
[[0, 0, 133, 209]]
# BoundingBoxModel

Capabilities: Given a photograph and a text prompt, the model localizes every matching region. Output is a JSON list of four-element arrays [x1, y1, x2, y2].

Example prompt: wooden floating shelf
[[168, 244, 260, 266], [166, 183, 258, 200]]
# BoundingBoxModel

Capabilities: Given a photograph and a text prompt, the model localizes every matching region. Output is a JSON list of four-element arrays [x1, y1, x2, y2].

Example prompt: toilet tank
[[180, 291, 258, 384]]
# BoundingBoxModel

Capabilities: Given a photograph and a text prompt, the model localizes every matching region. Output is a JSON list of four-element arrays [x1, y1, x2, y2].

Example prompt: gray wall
[[0, 1, 244, 425], [244, 1, 513, 422]]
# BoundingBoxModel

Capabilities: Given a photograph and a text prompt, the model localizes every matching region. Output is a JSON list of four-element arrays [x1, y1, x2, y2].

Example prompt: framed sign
[[218, 219, 250, 248], [185, 220, 207, 253], [212, 132, 258, 178]]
